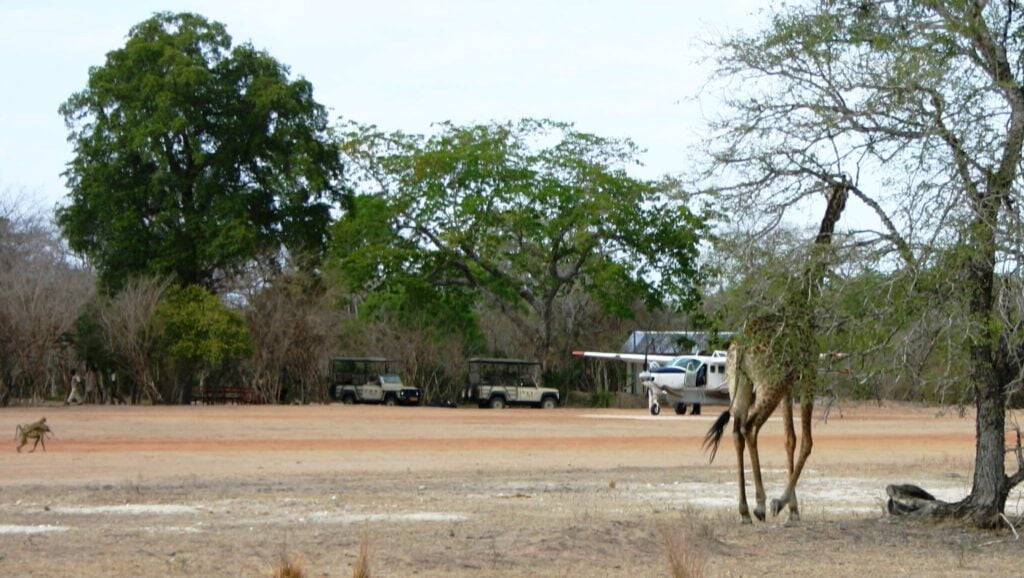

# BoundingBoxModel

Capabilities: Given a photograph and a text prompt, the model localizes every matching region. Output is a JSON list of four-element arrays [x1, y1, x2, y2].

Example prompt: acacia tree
[[336, 119, 707, 366], [58, 12, 344, 293], [702, 0, 1024, 527]]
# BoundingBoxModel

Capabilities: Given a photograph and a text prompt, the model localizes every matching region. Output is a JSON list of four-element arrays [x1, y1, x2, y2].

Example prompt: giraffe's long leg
[[732, 416, 751, 524], [772, 398, 814, 519], [745, 391, 784, 523], [781, 393, 799, 519], [737, 368, 783, 524], [744, 419, 766, 521]]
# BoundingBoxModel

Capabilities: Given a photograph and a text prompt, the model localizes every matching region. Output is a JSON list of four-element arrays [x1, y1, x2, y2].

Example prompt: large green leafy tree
[[329, 194, 484, 345], [335, 119, 707, 365], [58, 12, 344, 292], [703, 0, 1024, 527]]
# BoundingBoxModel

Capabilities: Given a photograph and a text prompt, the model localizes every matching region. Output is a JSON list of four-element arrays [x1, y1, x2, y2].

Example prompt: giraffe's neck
[[799, 181, 849, 306], [814, 181, 848, 246]]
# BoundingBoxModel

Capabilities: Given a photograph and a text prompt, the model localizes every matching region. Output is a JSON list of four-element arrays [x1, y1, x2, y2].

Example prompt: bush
[[589, 389, 614, 408]]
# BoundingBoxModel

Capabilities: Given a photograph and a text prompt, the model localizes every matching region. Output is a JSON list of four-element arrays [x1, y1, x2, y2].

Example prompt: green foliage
[[588, 389, 614, 408], [328, 193, 485, 349], [58, 12, 344, 292], [155, 285, 251, 366], [334, 119, 709, 360]]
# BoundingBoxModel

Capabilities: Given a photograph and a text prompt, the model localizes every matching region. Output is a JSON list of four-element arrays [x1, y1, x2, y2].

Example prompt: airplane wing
[[572, 350, 677, 365]]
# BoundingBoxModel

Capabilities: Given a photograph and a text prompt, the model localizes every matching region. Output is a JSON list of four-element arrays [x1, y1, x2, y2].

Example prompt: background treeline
[[0, 10, 1011, 408], [1, 186, 992, 407]]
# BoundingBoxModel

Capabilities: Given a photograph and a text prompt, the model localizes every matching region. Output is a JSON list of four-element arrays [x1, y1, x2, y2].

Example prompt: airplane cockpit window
[[668, 358, 702, 372]]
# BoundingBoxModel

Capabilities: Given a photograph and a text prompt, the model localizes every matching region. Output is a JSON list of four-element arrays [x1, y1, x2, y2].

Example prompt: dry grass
[[270, 546, 305, 578], [661, 524, 708, 578], [353, 536, 372, 578]]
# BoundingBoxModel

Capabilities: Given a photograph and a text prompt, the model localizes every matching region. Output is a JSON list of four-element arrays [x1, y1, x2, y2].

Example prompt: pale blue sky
[[1, 1, 763, 212]]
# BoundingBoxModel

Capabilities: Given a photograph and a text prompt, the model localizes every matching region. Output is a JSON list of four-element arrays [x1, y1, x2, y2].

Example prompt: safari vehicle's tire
[[489, 397, 506, 409], [341, 394, 356, 405], [541, 397, 557, 409], [384, 395, 397, 407], [675, 403, 687, 415]]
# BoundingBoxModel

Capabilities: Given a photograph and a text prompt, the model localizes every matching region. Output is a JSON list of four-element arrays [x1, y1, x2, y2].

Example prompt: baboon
[[15, 417, 52, 453]]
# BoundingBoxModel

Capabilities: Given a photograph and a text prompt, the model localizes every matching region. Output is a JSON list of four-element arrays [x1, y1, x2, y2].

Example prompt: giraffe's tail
[[702, 410, 731, 463]]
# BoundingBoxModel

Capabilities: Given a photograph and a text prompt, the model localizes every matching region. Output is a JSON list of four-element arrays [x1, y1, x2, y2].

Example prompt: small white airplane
[[572, 350, 730, 416]]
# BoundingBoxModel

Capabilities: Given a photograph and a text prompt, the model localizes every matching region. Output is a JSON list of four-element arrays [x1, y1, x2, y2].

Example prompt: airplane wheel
[[650, 404, 660, 416], [675, 403, 687, 415]]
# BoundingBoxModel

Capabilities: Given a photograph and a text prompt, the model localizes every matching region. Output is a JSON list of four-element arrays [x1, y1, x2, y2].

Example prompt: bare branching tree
[[246, 275, 340, 403], [0, 192, 93, 404], [345, 315, 466, 403], [97, 277, 168, 403]]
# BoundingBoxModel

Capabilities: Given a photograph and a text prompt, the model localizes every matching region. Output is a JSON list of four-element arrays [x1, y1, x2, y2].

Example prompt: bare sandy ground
[[0, 402, 1021, 576]]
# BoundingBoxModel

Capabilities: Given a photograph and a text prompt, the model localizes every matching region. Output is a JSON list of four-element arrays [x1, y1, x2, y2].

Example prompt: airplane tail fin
[[703, 410, 731, 463]]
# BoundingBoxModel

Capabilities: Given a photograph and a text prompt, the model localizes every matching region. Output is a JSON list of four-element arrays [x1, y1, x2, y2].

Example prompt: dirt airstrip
[[0, 402, 1021, 577]]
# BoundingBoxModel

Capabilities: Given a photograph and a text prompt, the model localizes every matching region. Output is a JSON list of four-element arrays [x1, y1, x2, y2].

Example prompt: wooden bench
[[197, 386, 262, 405]]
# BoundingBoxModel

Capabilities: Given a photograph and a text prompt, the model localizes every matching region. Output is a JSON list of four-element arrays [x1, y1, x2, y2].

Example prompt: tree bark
[[891, 177, 1014, 528]]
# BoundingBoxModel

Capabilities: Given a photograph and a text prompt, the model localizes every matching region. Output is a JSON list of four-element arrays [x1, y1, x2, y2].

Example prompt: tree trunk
[[962, 363, 1009, 527], [959, 186, 1010, 527], [890, 192, 1014, 528]]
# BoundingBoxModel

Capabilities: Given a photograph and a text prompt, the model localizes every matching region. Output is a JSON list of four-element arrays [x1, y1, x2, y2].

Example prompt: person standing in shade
[[65, 369, 84, 405]]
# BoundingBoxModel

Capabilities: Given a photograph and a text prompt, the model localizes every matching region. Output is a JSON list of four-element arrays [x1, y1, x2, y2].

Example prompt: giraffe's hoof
[[754, 506, 765, 522], [770, 499, 784, 517]]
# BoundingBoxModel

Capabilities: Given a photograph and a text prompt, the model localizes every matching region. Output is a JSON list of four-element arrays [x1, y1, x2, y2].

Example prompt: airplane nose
[[639, 371, 653, 381]]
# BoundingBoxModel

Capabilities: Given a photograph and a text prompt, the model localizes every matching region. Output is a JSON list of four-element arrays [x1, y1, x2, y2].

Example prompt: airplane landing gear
[[650, 403, 660, 416]]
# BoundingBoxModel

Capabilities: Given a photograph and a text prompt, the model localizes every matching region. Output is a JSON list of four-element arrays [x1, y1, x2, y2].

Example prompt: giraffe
[[704, 178, 849, 524]]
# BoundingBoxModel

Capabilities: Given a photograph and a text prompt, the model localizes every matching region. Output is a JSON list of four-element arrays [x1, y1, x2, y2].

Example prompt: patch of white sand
[[629, 476, 968, 514], [142, 526, 202, 533], [0, 524, 67, 534], [50, 504, 201, 515], [309, 511, 467, 524]]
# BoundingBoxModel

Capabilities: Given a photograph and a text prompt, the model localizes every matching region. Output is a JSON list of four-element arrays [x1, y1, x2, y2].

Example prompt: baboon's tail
[[703, 411, 731, 463]]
